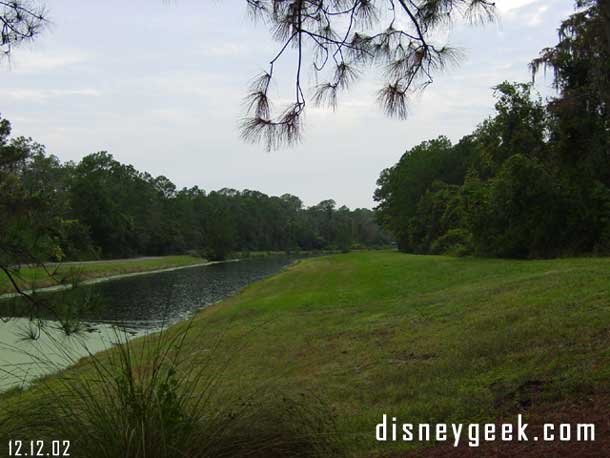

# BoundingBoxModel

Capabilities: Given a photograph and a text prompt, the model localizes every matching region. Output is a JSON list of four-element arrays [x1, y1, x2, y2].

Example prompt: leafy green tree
[[374, 66, 610, 258], [0, 115, 84, 327], [202, 191, 237, 261], [531, 0, 610, 182], [374, 136, 453, 250], [409, 181, 463, 254], [0, 117, 64, 267], [69, 152, 137, 258], [2, 113, 392, 269], [470, 155, 562, 258], [335, 205, 353, 253], [349, 208, 392, 248]]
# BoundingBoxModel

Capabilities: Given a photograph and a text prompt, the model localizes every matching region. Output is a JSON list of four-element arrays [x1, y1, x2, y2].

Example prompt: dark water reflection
[[89, 256, 298, 328], [1, 256, 300, 329], [0, 256, 300, 390]]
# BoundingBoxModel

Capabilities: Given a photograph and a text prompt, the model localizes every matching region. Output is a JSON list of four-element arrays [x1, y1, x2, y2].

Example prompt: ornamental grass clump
[[3, 324, 345, 458]]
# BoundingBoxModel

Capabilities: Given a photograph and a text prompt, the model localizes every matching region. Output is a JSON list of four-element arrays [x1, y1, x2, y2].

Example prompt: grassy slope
[[184, 251, 610, 454], [3, 251, 610, 455], [0, 255, 205, 294]]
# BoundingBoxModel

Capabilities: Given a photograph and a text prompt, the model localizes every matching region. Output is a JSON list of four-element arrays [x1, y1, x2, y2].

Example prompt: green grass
[[3, 251, 610, 456], [0, 255, 205, 294]]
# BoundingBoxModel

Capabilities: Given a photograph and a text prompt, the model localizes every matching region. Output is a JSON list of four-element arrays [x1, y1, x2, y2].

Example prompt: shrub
[[469, 155, 562, 258], [593, 224, 610, 256], [431, 229, 473, 256], [409, 182, 463, 253], [3, 326, 345, 458]]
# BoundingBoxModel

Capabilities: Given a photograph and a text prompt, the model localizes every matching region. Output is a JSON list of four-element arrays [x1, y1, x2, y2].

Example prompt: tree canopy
[[375, 0, 610, 258], [0, 115, 391, 268]]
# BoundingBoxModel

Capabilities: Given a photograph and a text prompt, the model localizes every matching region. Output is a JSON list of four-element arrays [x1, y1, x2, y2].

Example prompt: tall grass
[[2, 323, 345, 458]]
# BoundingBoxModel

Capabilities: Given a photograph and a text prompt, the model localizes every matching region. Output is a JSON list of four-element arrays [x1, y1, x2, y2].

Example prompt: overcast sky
[[2, 0, 572, 209]]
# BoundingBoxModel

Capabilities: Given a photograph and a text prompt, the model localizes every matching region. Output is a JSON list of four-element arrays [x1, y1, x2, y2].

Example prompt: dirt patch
[[491, 379, 548, 410], [382, 394, 610, 458]]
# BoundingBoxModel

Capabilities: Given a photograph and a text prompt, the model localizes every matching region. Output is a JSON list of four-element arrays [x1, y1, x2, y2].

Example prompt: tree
[[0, 117, 64, 268], [0, 115, 86, 332], [374, 136, 453, 250], [242, 0, 496, 149], [531, 0, 610, 182], [2, 1, 496, 149], [202, 191, 237, 261], [1, 0, 47, 57], [409, 181, 463, 253], [469, 155, 562, 258]]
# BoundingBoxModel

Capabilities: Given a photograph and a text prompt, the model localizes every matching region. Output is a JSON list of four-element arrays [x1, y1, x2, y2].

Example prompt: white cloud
[[1, 88, 101, 101], [199, 43, 248, 57], [527, 5, 551, 26], [2, 49, 91, 74], [497, 0, 541, 13], [498, 0, 556, 29]]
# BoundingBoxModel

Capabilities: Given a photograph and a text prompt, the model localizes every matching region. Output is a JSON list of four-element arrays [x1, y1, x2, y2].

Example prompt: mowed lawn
[[0, 255, 205, 294], [182, 251, 610, 454], [3, 251, 610, 455]]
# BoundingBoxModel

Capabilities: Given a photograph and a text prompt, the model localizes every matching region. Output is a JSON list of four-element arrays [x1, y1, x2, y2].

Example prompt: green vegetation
[[2, 326, 343, 458], [375, 1, 610, 259], [0, 125, 390, 266], [1, 1, 608, 456], [3, 251, 610, 455], [0, 255, 205, 295], [0, 111, 388, 322], [240, 0, 496, 149]]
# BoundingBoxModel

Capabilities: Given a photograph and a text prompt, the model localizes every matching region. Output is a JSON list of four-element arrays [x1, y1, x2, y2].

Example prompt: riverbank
[[2, 251, 610, 456], [0, 255, 206, 295], [228, 249, 348, 258], [0, 251, 343, 296]]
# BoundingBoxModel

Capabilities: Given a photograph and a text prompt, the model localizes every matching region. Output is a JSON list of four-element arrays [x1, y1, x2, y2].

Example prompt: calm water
[[0, 256, 299, 390]]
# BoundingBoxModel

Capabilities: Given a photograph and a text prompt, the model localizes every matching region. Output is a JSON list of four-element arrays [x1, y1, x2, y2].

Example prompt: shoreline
[[0, 259, 240, 300], [2, 252, 609, 455]]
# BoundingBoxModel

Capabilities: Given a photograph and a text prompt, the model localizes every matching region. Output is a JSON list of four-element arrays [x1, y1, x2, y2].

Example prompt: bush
[[430, 229, 473, 256], [57, 220, 100, 261], [593, 224, 610, 256], [409, 182, 463, 253], [469, 155, 562, 258], [3, 326, 345, 458]]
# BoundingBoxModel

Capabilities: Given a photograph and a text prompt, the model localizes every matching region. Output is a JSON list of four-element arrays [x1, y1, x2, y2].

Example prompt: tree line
[[374, 0, 610, 258], [0, 120, 391, 264]]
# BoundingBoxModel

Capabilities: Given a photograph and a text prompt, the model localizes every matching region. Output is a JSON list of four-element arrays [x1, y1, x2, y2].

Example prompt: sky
[[1, 0, 573, 209]]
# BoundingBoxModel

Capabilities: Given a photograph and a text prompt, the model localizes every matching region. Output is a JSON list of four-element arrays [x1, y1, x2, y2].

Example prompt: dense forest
[[0, 119, 391, 263], [375, 0, 610, 259]]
